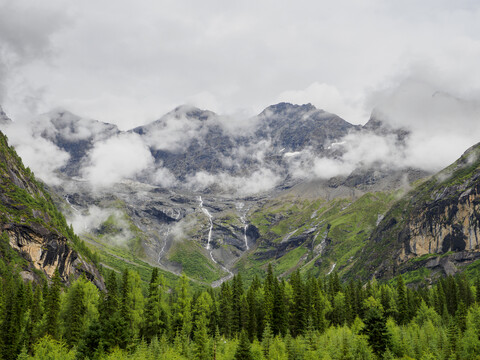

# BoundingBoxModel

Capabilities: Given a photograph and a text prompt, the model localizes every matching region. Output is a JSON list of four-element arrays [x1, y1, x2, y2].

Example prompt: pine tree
[[246, 284, 258, 341], [272, 278, 287, 335], [63, 277, 87, 346], [261, 322, 273, 359], [290, 270, 306, 336], [99, 270, 128, 351], [143, 268, 167, 341], [45, 269, 62, 339], [234, 330, 253, 360], [361, 307, 390, 357], [396, 275, 408, 325], [263, 264, 275, 327], [193, 292, 212, 360], [219, 281, 233, 337], [232, 274, 245, 334]]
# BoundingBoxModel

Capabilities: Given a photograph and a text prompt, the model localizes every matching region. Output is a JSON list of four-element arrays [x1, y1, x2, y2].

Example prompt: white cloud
[[150, 166, 177, 188], [68, 205, 133, 247], [2, 121, 69, 185], [142, 107, 212, 152], [82, 133, 153, 187], [3, 1, 480, 130], [185, 168, 282, 196]]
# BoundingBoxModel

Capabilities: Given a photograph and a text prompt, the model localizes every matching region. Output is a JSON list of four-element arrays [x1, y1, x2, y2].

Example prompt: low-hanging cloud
[[185, 168, 282, 196], [33, 109, 119, 142], [370, 78, 480, 171], [1, 120, 70, 185], [142, 106, 213, 152], [82, 133, 154, 188], [68, 205, 134, 247]]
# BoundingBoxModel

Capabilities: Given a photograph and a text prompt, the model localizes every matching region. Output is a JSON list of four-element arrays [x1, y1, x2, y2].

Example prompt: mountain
[[10, 102, 432, 285], [0, 130, 104, 288], [349, 142, 480, 283], [35, 109, 120, 177]]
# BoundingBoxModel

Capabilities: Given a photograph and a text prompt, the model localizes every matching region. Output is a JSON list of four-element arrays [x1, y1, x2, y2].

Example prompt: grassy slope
[[239, 191, 398, 283]]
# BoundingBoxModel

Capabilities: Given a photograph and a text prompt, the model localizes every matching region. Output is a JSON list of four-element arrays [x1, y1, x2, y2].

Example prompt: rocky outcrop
[[402, 181, 480, 259], [4, 223, 104, 289], [0, 129, 104, 288], [351, 142, 480, 281]]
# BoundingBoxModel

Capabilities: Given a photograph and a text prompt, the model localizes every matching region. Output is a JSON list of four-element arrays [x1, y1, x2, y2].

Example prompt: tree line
[[2, 253, 480, 359]]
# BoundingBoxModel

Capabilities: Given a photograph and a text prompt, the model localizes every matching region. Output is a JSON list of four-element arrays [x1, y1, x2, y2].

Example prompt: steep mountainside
[[0, 131, 103, 288], [0, 103, 431, 285], [350, 142, 480, 282]]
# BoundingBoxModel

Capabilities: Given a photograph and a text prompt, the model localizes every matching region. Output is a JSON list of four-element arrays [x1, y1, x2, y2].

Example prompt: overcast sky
[[1, 0, 480, 130]]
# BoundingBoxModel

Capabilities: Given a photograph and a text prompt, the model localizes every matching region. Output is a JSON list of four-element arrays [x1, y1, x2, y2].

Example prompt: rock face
[[402, 183, 480, 257], [4, 223, 103, 289], [0, 130, 104, 288], [351, 142, 480, 281]]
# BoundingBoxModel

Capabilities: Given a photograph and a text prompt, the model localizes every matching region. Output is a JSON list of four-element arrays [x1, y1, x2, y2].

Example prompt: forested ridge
[[2, 235, 480, 360]]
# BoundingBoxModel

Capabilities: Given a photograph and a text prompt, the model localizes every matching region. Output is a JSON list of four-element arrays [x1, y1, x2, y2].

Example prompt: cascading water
[[65, 194, 87, 231], [236, 202, 250, 250], [240, 215, 249, 250], [198, 196, 233, 286], [157, 229, 170, 264], [65, 195, 79, 213], [198, 196, 213, 250]]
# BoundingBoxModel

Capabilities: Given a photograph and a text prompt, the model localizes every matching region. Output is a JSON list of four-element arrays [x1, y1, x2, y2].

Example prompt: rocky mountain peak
[[171, 104, 216, 121], [262, 102, 318, 116]]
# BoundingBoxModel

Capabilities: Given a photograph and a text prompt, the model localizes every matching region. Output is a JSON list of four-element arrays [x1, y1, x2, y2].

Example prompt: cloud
[[68, 205, 133, 247], [1, 121, 69, 185], [142, 106, 212, 152], [184, 168, 282, 196], [31, 109, 118, 142], [81, 133, 154, 187], [0, 0, 67, 103], [150, 166, 178, 188], [2, 1, 480, 130], [369, 78, 480, 171]]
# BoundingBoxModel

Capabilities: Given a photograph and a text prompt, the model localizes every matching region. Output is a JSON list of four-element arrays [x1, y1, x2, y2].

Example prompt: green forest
[[2, 234, 480, 360]]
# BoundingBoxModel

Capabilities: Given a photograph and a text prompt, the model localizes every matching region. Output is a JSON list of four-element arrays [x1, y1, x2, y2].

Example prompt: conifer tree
[[100, 269, 128, 350], [261, 322, 273, 358], [143, 268, 168, 341], [290, 270, 306, 336], [232, 274, 245, 334], [63, 277, 87, 346], [361, 307, 390, 357], [193, 292, 212, 360], [396, 275, 408, 325], [272, 278, 287, 335], [45, 269, 62, 339], [246, 284, 258, 341], [234, 330, 253, 360], [219, 281, 233, 337]]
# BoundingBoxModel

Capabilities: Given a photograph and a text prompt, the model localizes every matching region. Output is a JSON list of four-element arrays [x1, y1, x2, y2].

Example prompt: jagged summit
[[261, 102, 318, 115]]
